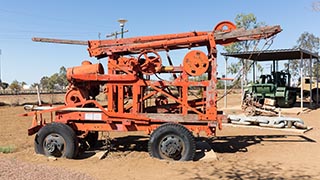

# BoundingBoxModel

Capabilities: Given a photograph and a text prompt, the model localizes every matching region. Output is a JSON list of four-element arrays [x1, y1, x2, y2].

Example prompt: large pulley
[[213, 21, 237, 46], [183, 50, 209, 76], [138, 49, 162, 75], [64, 88, 88, 106], [214, 21, 236, 32]]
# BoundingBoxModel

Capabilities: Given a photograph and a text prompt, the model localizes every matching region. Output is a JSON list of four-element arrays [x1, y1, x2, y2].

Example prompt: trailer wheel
[[34, 123, 78, 159], [148, 123, 195, 161]]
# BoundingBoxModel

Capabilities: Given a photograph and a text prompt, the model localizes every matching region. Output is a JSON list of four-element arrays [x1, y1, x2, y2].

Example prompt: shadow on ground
[[209, 134, 315, 153], [76, 135, 149, 159], [179, 160, 319, 180], [77, 134, 316, 161]]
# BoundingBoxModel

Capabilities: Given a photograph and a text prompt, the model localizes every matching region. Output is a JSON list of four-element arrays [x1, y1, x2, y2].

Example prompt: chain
[[99, 131, 112, 160], [228, 115, 307, 129], [217, 35, 276, 102]]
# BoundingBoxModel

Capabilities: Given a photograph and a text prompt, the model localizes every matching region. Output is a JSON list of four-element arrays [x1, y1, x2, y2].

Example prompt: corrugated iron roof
[[220, 48, 319, 61]]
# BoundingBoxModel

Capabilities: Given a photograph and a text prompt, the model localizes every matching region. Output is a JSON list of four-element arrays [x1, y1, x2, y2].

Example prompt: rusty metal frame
[[25, 21, 282, 137]]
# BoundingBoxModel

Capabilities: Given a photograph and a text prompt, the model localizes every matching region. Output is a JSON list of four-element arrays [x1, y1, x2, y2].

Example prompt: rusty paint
[[26, 21, 282, 137]]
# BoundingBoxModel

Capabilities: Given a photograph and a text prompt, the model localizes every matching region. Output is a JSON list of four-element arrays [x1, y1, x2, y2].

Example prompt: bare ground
[[1, 93, 320, 180]]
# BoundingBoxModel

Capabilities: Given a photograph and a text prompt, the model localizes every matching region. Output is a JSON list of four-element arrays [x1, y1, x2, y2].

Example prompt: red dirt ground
[[1, 93, 320, 180]]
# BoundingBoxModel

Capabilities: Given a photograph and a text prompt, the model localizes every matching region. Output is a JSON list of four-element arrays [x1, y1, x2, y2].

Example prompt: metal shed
[[221, 48, 320, 112]]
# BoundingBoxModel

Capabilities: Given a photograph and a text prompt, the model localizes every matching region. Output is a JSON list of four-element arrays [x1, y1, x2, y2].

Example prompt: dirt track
[[1, 93, 320, 180]]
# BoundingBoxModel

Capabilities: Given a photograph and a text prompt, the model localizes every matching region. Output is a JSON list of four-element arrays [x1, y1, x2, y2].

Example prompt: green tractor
[[242, 71, 297, 115]]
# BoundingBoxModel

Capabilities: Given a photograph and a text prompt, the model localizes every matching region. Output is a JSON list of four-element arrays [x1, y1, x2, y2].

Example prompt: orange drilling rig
[[23, 21, 281, 161]]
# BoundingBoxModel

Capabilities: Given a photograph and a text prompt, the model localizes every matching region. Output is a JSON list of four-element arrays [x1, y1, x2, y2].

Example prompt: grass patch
[[0, 146, 15, 153]]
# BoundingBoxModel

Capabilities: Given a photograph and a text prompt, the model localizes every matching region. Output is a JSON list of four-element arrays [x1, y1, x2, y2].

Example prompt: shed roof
[[221, 48, 319, 61]]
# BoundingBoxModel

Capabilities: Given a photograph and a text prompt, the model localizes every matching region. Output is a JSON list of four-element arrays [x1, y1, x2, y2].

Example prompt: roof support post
[[309, 55, 313, 108], [317, 57, 319, 106], [273, 60, 276, 73], [300, 51, 304, 113], [224, 57, 228, 109], [240, 59, 244, 106], [272, 60, 276, 84]]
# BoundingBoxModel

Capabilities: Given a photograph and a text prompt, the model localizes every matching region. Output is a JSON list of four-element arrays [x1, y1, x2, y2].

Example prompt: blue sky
[[0, 0, 319, 84]]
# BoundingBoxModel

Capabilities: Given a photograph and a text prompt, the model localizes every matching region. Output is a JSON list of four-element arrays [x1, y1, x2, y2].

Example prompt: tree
[[223, 13, 265, 86], [285, 32, 320, 80], [9, 80, 23, 93], [21, 81, 27, 87], [57, 66, 68, 89], [30, 83, 40, 89], [40, 76, 51, 90], [295, 32, 320, 52], [312, 1, 320, 11], [39, 66, 69, 91]]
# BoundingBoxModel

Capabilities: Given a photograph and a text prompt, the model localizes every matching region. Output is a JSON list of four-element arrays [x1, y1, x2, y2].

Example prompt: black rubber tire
[[287, 91, 297, 107], [277, 94, 296, 108], [290, 95, 297, 107], [312, 89, 320, 103], [84, 131, 99, 148], [34, 123, 78, 159], [148, 123, 195, 161]]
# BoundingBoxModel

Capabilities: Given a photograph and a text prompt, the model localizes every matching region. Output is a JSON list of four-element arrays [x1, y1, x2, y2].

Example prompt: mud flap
[[28, 125, 43, 136]]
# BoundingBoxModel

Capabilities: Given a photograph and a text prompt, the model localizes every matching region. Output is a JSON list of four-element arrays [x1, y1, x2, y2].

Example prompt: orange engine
[[65, 61, 104, 106], [66, 60, 104, 82]]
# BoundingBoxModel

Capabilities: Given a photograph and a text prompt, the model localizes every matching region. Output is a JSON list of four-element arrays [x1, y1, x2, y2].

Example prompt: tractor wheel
[[84, 131, 99, 148], [290, 94, 297, 107], [287, 92, 297, 107], [277, 100, 289, 108], [312, 89, 320, 103], [34, 123, 78, 159], [148, 123, 196, 161], [244, 106, 256, 116]]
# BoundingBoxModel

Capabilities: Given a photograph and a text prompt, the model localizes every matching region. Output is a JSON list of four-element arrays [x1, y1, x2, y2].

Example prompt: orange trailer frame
[[23, 21, 281, 160]]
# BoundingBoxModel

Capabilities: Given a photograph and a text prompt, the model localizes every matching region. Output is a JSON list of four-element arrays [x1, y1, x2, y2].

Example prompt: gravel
[[0, 157, 96, 180]]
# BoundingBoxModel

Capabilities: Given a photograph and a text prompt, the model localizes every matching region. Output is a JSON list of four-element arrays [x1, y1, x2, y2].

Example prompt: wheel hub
[[44, 134, 65, 156], [46, 141, 56, 153], [160, 136, 182, 158]]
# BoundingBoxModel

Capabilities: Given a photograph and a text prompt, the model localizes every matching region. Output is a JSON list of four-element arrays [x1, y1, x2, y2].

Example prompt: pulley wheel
[[183, 50, 209, 76], [213, 21, 236, 46], [155, 95, 168, 106], [214, 21, 236, 32], [64, 89, 88, 106], [138, 50, 162, 75]]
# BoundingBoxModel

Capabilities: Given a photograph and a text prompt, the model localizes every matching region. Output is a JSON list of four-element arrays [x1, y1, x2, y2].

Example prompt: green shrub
[[0, 146, 15, 153]]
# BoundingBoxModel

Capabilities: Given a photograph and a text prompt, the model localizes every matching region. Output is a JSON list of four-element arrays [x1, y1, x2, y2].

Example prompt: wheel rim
[[159, 135, 184, 160], [244, 106, 255, 116], [43, 133, 66, 157]]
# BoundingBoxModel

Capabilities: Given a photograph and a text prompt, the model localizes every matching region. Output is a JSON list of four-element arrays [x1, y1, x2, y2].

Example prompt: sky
[[0, 0, 319, 85]]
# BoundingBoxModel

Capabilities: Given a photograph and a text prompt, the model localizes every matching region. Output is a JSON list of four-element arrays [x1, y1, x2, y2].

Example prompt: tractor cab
[[257, 71, 290, 87], [244, 70, 296, 108], [271, 71, 291, 87]]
